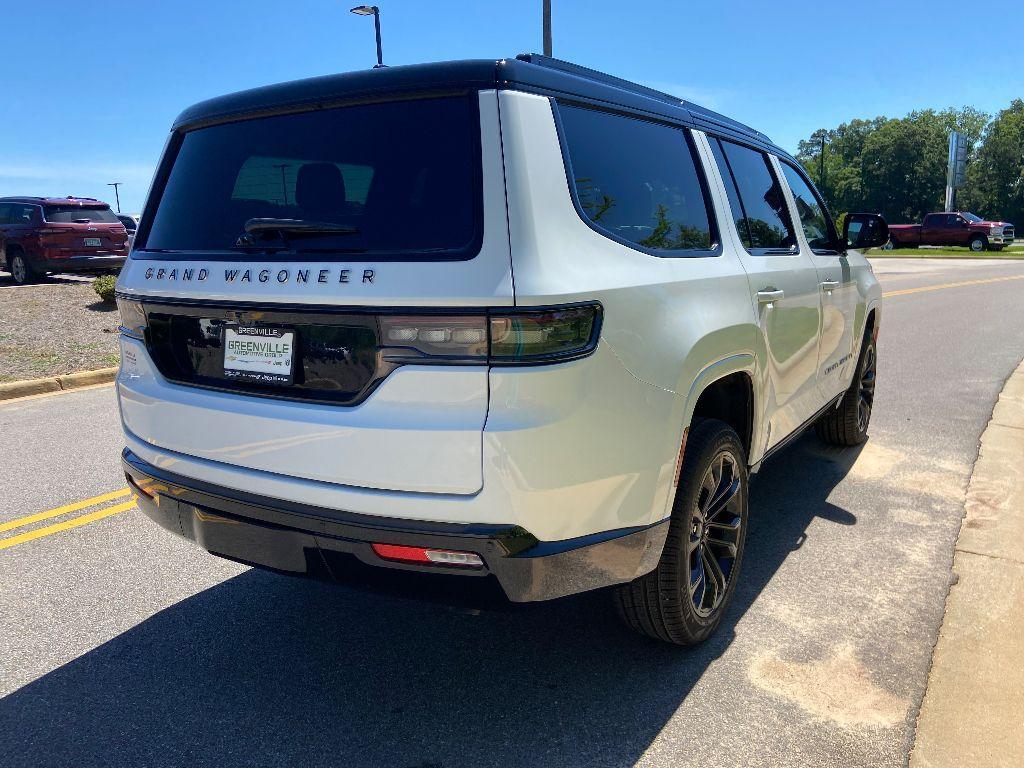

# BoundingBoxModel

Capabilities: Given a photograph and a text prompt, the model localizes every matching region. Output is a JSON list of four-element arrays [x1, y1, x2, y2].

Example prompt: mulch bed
[[0, 275, 120, 382]]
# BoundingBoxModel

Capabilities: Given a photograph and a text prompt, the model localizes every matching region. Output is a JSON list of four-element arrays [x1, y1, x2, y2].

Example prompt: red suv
[[0, 196, 129, 285]]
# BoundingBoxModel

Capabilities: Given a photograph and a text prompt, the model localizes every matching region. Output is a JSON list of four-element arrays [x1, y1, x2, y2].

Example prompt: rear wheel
[[882, 238, 897, 250], [614, 419, 748, 646], [816, 334, 876, 446], [8, 252, 36, 286], [969, 235, 987, 252]]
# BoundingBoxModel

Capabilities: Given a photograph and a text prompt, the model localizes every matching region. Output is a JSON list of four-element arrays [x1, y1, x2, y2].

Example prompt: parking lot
[[0, 257, 1022, 767]]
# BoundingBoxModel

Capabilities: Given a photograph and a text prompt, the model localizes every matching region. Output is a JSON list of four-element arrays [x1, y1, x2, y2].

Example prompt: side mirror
[[843, 213, 889, 251]]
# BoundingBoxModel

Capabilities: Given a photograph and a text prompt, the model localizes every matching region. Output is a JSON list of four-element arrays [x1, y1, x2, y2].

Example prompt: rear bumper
[[33, 252, 127, 272], [122, 448, 668, 602]]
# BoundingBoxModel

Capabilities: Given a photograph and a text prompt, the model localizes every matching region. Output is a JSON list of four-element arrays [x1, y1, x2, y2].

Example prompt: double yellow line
[[883, 273, 1024, 298], [0, 489, 136, 551]]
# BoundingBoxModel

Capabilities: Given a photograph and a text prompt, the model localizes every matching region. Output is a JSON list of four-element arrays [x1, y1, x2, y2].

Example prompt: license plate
[[223, 325, 295, 385], [84, 237, 102, 247]]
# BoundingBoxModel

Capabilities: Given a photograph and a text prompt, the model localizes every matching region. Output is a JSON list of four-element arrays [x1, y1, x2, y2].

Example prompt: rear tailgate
[[41, 205, 127, 255], [117, 91, 511, 495]]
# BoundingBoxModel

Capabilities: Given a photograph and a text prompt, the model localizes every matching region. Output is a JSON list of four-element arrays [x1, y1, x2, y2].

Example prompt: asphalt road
[[3, 258, 1024, 768]]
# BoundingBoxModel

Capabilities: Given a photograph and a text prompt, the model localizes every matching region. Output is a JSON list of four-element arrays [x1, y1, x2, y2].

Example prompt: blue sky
[[3, 0, 1021, 213]]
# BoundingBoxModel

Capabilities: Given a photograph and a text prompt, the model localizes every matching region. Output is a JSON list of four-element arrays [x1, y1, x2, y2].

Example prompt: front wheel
[[614, 419, 749, 646], [816, 335, 876, 446], [969, 236, 987, 252]]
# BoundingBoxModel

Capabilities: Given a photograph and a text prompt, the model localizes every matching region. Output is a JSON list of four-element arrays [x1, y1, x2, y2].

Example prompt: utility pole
[[819, 136, 826, 200], [543, 0, 552, 56], [107, 182, 122, 213], [272, 164, 291, 205]]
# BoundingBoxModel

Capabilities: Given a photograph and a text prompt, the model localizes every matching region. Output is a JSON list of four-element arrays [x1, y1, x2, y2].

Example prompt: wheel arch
[[682, 354, 757, 462]]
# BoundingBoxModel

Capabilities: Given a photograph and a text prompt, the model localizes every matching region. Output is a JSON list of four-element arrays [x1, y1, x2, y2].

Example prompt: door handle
[[820, 280, 840, 292], [756, 289, 785, 304]]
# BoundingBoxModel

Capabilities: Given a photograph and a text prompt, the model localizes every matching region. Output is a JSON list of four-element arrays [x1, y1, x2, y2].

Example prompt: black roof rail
[[514, 52, 773, 146], [515, 53, 685, 108]]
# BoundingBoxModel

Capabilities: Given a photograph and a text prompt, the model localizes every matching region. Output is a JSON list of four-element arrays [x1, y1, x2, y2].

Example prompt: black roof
[[0, 196, 106, 205], [173, 54, 788, 159]]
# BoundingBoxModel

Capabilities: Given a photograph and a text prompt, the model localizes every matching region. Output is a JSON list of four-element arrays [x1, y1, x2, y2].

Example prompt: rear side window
[[143, 95, 481, 259], [557, 103, 714, 254], [44, 205, 118, 224], [711, 138, 797, 253], [779, 163, 837, 253]]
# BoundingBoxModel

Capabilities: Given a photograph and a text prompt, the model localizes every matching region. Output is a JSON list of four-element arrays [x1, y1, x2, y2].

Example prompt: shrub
[[93, 275, 117, 303]]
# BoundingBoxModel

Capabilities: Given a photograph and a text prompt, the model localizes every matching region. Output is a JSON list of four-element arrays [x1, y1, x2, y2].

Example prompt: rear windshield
[[44, 205, 119, 223], [143, 95, 481, 259]]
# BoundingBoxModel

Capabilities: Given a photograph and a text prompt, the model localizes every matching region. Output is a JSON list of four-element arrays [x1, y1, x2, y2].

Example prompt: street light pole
[[350, 6, 384, 68], [543, 0, 552, 56], [107, 182, 122, 213]]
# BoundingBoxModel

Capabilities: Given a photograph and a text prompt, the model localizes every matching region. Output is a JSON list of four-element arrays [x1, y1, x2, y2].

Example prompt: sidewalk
[[910, 360, 1024, 767]]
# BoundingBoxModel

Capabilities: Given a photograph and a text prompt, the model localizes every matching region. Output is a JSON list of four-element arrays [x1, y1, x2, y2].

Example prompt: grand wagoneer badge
[[142, 266, 376, 284]]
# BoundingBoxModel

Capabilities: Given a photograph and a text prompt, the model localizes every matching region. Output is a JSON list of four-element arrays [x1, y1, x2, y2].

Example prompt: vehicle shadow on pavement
[[1, 434, 861, 768]]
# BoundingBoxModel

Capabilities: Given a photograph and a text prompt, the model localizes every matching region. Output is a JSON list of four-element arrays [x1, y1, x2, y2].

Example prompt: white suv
[[116, 55, 886, 645]]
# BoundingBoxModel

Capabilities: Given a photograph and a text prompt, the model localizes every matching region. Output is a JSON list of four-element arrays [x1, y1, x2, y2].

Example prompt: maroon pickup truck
[[886, 211, 1015, 252]]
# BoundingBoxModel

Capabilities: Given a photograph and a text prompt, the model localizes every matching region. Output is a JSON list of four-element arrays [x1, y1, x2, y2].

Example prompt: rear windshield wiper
[[234, 218, 362, 252]]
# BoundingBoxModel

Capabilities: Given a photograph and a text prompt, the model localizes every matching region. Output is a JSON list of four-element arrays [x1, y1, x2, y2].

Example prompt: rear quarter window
[[142, 95, 482, 260], [556, 102, 716, 255]]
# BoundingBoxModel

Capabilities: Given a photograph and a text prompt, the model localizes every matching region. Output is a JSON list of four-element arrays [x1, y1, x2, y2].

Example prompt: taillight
[[36, 227, 65, 246], [379, 303, 602, 366], [489, 304, 600, 364], [116, 297, 147, 340]]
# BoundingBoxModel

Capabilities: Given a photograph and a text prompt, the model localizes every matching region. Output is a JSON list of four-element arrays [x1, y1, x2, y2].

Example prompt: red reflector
[[371, 543, 431, 564], [371, 542, 484, 568]]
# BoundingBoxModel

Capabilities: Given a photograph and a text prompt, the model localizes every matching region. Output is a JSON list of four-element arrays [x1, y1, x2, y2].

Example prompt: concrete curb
[[0, 367, 118, 401], [910, 358, 1024, 767]]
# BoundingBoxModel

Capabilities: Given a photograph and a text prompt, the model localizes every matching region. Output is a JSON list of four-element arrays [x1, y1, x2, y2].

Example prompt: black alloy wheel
[[857, 340, 876, 434], [614, 418, 749, 646], [687, 451, 743, 617]]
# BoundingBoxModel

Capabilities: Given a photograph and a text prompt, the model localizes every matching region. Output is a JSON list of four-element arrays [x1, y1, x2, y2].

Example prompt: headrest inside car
[[295, 163, 347, 217]]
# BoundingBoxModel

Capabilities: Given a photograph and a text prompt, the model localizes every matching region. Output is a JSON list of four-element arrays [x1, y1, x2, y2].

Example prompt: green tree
[[860, 116, 948, 222], [959, 100, 1024, 224], [796, 107, 994, 224]]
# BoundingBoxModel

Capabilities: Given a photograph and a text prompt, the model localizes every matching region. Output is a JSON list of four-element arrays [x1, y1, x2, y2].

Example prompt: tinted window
[[44, 205, 119, 223], [709, 139, 749, 247], [780, 163, 836, 252], [10, 205, 38, 224], [718, 140, 796, 251], [0, 204, 11, 225], [558, 104, 713, 252], [117, 215, 137, 232], [145, 96, 480, 259]]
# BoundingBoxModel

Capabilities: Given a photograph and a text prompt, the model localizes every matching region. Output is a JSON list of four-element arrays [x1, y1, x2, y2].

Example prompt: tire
[[969, 236, 987, 252], [8, 251, 36, 286], [816, 334, 876, 446], [882, 238, 897, 250], [614, 418, 749, 646]]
